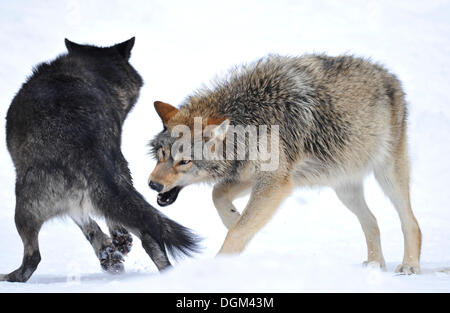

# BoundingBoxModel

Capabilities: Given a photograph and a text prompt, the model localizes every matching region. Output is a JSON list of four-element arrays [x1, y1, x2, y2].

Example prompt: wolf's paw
[[111, 227, 133, 256], [395, 263, 420, 275], [99, 246, 125, 274], [363, 260, 386, 270], [0, 271, 27, 283]]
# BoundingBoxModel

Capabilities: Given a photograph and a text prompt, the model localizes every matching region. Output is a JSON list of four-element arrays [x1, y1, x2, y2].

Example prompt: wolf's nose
[[149, 181, 163, 192]]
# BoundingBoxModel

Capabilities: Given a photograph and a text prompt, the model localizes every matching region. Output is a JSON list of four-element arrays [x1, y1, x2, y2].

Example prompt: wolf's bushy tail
[[158, 214, 201, 258], [90, 177, 200, 259]]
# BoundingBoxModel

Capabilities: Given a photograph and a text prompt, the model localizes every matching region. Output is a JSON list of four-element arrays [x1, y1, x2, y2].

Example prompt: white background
[[0, 0, 449, 292]]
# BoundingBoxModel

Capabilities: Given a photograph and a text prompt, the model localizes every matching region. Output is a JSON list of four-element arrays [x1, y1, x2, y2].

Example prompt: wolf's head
[[64, 37, 143, 114], [148, 101, 231, 206]]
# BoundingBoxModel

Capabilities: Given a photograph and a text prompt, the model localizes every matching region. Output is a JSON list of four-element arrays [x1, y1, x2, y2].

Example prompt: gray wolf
[[148, 54, 421, 274], [1, 38, 199, 283]]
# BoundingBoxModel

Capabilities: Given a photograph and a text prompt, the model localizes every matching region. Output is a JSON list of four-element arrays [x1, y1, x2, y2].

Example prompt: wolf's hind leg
[[73, 217, 124, 274], [219, 176, 293, 254], [90, 182, 173, 271], [107, 221, 133, 256], [213, 180, 251, 229], [0, 198, 43, 282], [141, 233, 171, 271], [374, 139, 421, 274], [334, 182, 386, 269]]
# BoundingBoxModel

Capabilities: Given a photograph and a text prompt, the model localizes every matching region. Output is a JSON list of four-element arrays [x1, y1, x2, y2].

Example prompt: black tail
[[90, 177, 201, 260], [158, 214, 201, 259]]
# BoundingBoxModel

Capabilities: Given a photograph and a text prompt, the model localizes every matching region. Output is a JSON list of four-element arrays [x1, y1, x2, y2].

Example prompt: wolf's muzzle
[[157, 186, 183, 207], [149, 181, 164, 192]]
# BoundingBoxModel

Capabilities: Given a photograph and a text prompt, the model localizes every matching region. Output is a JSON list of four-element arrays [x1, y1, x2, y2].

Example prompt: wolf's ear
[[65, 38, 83, 53], [208, 118, 230, 141], [114, 37, 135, 60], [154, 101, 179, 125]]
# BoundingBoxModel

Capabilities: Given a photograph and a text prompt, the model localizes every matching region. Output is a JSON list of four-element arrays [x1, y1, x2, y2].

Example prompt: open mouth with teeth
[[157, 186, 183, 207]]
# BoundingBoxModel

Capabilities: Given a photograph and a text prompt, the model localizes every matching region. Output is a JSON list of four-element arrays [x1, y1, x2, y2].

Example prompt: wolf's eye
[[158, 148, 167, 160], [177, 159, 191, 166]]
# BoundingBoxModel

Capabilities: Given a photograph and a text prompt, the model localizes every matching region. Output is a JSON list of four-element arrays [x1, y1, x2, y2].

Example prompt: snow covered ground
[[1, 0, 450, 292]]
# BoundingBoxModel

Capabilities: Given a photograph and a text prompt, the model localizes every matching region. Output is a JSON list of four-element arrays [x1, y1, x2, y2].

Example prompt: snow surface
[[0, 0, 450, 292]]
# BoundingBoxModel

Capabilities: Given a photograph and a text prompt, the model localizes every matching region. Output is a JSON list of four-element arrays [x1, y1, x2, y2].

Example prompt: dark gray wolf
[[148, 54, 421, 274], [1, 38, 199, 283]]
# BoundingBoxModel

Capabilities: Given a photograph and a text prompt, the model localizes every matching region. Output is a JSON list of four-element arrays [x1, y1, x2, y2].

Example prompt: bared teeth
[[156, 186, 183, 207]]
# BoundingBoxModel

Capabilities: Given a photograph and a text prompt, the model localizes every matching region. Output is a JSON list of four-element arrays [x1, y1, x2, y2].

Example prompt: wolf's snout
[[149, 181, 163, 192]]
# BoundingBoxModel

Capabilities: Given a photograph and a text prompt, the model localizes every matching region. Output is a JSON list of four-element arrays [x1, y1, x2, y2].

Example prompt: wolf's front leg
[[73, 217, 124, 274], [212, 181, 252, 229], [218, 177, 293, 254]]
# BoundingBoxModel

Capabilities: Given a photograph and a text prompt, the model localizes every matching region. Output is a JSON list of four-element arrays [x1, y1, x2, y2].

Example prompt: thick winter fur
[[0, 38, 199, 283], [149, 54, 422, 274]]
